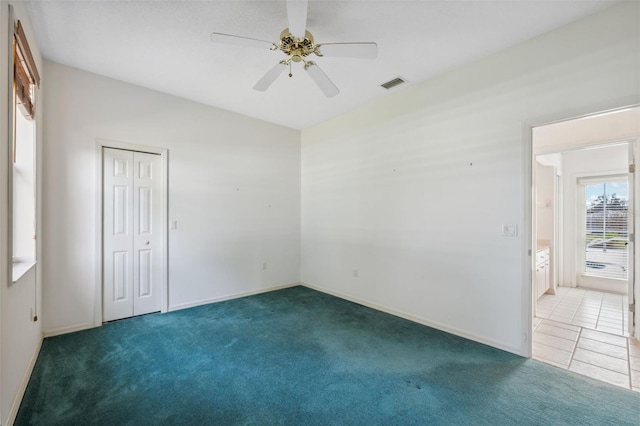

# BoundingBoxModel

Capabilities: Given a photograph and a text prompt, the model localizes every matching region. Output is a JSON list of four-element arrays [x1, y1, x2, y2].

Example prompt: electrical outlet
[[353, 268, 359, 278]]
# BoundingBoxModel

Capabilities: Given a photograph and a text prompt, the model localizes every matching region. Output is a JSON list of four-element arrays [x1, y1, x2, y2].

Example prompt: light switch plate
[[502, 224, 518, 236]]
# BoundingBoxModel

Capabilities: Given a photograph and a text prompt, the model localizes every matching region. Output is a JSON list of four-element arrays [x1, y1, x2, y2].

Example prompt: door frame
[[524, 103, 640, 357], [94, 138, 169, 326]]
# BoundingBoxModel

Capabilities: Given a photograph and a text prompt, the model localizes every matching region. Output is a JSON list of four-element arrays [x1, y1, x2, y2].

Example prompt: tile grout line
[[567, 326, 583, 370], [576, 349, 631, 377], [572, 329, 632, 384], [533, 322, 540, 333], [628, 338, 633, 390], [594, 291, 603, 330], [536, 287, 634, 391], [577, 336, 629, 354], [621, 294, 628, 336], [569, 289, 587, 325], [534, 329, 577, 343], [533, 339, 573, 355], [618, 294, 623, 335], [547, 288, 569, 318], [618, 293, 627, 335]]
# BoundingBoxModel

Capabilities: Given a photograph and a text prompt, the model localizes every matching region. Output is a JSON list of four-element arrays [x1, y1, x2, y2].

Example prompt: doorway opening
[[96, 140, 169, 325], [530, 107, 639, 391]]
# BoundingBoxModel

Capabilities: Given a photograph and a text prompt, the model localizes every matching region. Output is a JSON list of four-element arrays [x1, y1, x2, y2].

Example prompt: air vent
[[381, 77, 406, 90]]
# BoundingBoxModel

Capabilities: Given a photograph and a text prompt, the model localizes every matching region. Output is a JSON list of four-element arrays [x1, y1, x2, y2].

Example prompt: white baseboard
[[5, 335, 43, 426], [43, 322, 96, 338], [41, 283, 302, 339], [301, 282, 523, 357], [38, 282, 522, 368], [168, 282, 301, 312]]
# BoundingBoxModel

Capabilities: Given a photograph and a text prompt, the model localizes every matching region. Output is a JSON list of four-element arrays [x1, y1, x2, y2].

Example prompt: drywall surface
[[1, 2, 44, 424], [301, 2, 640, 356], [2, 267, 40, 424], [534, 107, 640, 153], [535, 163, 555, 244], [42, 62, 301, 334], [535, 163, 555, 291]]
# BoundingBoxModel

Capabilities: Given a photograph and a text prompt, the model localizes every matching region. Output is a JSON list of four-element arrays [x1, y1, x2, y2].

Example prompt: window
[[12, 97, 35, 263], [11, 20, 39, 279], [582, 177, 628, 280]]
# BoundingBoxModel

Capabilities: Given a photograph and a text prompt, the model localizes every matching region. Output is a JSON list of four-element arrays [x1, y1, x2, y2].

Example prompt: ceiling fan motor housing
[[279, 29, 316, 61]]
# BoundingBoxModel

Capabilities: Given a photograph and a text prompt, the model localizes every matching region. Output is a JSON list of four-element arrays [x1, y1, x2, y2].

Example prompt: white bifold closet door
[[103, 148, 162, 322]]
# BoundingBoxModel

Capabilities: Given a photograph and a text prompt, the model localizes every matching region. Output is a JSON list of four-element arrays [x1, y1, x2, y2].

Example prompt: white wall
[[560, 144, 629, 290], [536, 153, 562, 173], [42, 62, 301, 335], [534, 107, 640, 153], [1, 1, 44, 424], [535, 162, 556, 290], [535, 163, 555, 244], [301, 2, 640, 356], [2, 267, 39, 424]]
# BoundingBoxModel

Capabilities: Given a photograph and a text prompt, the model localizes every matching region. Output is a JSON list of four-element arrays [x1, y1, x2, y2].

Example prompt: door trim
[[95, 139, 169, 326]]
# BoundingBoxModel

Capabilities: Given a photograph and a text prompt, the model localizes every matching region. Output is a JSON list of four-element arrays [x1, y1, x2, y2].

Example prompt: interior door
[[103, 148, 162, 322], [132, 151, 162, 316]]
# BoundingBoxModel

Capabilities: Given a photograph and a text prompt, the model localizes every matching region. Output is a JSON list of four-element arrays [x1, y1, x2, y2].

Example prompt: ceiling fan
[[210, 0, 377, 98]]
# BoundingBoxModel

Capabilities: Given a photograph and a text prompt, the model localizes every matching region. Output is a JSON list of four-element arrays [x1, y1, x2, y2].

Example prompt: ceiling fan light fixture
[[210, 0, 378, 97], [279, 29, 316, 59]]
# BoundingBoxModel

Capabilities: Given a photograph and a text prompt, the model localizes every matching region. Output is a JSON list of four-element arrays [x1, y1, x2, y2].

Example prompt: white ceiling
[[24, 0, 617, 130]]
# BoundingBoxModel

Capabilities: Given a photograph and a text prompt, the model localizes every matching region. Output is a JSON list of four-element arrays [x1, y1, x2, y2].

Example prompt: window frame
[[577, 174, 629, 285], [9, 18, 39, 283]]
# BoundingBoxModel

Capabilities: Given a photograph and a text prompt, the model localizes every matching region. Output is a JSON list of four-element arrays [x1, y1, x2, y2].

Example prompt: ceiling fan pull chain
[[289, 61, 293, 78]]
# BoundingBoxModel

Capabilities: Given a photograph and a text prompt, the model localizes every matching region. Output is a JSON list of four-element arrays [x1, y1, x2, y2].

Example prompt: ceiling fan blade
[[305, 62, 339, 98], [316, 42, 378, 59], [211, 32, 276, 50], [286, 0, 308, 39], [253, 61, 288, 91]]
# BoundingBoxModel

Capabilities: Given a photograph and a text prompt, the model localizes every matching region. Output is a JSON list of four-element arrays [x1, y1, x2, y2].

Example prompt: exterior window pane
[[584, 180, 628, 280]]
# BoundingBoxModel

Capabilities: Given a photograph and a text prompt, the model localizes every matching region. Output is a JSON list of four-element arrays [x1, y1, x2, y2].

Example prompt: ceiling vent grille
[[381, 77, 406, 90]]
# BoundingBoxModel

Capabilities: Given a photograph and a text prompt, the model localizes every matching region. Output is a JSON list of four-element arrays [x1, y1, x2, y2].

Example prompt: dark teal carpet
[[16, 286, 640, 425]]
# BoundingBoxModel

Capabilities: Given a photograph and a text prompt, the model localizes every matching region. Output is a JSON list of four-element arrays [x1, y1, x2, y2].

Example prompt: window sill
[[12, 261, 37, 284], [580, 273, 627, 282]]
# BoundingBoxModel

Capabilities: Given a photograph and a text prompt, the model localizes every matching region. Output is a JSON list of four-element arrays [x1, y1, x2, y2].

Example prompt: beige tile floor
[[536, 287, 628, 335], [533, 287, 639, 392]]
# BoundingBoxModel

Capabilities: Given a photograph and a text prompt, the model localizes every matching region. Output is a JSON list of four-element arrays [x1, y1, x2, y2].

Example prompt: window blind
[[583, 179, 628, 280], [14, 20, 39, 120]]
